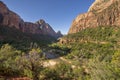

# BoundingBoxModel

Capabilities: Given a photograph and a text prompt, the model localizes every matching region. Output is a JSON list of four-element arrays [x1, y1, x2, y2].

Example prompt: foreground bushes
[[0, 26, 120, 80], [0, 44, 45, 79]]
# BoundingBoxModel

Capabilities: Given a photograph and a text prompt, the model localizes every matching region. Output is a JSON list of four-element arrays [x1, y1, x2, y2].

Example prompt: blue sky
[[1, 0, 94, 34]]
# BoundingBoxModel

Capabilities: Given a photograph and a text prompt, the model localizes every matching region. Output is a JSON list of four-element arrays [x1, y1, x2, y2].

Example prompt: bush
[[0, 44, 22, 76]]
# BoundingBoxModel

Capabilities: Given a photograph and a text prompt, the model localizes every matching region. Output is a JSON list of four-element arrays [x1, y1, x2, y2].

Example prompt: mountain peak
[[0, 1, 61, 38], [35, 19, 46, 25]]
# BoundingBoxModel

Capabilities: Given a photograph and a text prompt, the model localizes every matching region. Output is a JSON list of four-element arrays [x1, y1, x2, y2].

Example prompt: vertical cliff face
[[0, 1, 24, 29], [68, 0, 120, 34], [88, 0, 114, 12], [0, 1, 62, 38], [35, 19, 57, 37]]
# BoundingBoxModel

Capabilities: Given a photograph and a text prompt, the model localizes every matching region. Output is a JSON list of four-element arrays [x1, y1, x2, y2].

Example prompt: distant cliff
[[68, 0, 120, 34], [0, 1, 62, 38]]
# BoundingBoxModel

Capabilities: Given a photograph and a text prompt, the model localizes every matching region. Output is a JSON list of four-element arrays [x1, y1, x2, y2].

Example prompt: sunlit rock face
[[88, 0, 114, 12], [68, 0, 120, 34], [0, 1, 62, 38], [35, 19, 57, 37]]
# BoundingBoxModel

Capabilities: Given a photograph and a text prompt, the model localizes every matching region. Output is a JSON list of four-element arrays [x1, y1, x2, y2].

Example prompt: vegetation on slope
[[0, 26, 120, 80], [0, 25, 56, 51], [56, 26, 120, 79]]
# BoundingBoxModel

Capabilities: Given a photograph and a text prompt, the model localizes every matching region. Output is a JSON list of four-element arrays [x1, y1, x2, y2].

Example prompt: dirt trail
[[43, 56, 73, 67]]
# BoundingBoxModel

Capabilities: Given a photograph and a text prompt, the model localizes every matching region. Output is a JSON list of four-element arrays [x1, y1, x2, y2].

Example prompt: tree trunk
[[32, 72, 39, 80]]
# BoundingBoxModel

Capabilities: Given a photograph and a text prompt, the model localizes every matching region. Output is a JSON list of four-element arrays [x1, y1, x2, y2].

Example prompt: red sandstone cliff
[[68, 0, 120, 34], [0, 1, 62, 38]]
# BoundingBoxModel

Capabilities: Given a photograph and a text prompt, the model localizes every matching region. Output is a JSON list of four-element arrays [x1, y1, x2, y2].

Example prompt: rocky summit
[[68, 0, 120, 34], [0, 1, 62, 38]]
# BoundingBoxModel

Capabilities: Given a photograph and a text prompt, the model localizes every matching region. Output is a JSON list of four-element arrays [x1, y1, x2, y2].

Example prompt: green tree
[[87, 56, 116, 80], [111, 50, 120, 78], [19, 48, 44, 80], [55, 62, 74, 80], [0, 44, 22, 76]]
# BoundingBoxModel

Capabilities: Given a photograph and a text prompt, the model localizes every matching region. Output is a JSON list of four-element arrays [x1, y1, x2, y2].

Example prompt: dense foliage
[[0, 26, 120, 80], [0, 44, 46, 80], [60, 26, 120, 79]]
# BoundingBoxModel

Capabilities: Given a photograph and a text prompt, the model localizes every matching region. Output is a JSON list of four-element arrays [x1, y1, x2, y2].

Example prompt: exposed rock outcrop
[[56, 31, 63, 38], [0, 1, 62, 38], [68, 0, 120, 34], [35, 19, 57, 37], [0, 1, 23, 29]]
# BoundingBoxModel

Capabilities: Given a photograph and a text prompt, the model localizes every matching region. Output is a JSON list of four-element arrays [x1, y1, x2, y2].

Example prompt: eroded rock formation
[[68, 0, 120, 34], [0, 1, 62, 38]]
